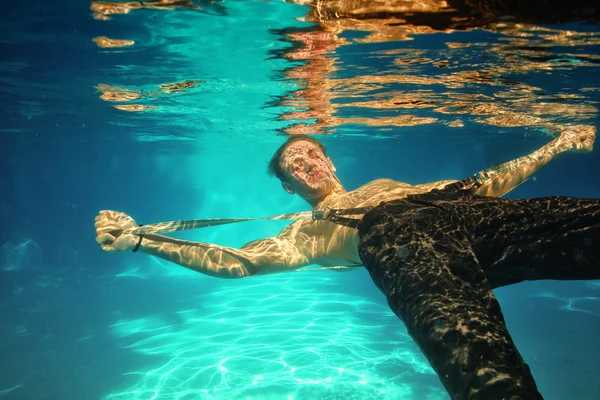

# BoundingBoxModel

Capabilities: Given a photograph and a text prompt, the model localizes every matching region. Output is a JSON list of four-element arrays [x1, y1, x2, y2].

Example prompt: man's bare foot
[[557, 125, 596, 153]]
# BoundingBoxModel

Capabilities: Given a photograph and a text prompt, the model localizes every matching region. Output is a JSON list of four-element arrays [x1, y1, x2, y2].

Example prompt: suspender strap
[[124, 176, 480, 235], [312, 206, 374, 228]]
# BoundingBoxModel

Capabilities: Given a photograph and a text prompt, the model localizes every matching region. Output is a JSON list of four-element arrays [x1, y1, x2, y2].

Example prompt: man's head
[[268, 136, 341, 204]]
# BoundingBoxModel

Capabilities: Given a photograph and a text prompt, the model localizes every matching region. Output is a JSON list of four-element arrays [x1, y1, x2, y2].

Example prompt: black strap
[[313, 206, 374, 228], [126, 176, 481, 234]]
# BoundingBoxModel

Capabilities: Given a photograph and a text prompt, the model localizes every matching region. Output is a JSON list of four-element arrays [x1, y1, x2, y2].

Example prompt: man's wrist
[[132, 235, 144, 252]]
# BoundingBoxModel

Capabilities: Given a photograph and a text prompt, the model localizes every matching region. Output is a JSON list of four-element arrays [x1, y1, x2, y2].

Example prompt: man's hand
[[95, 210, 140, 252], [557, 125, 596, 153]]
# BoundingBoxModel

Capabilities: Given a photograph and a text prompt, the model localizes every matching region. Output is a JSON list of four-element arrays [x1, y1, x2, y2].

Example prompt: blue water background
[[1, 1, 600, 399]]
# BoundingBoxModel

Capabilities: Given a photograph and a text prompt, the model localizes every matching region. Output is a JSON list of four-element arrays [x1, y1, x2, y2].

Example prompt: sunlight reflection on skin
[[94, 124, 595, 283]]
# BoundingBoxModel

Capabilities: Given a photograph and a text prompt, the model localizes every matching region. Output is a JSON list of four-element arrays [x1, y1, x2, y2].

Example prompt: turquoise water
[[1, 1, 600, 399]]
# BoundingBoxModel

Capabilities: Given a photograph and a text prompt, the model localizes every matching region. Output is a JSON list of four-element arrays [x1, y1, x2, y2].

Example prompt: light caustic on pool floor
[[105, 271, 447, 400]]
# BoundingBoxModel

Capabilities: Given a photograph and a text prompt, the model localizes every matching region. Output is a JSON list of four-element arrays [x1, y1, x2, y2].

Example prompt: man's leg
[[358, 200, 543, 400], [463, 196, 600, 288]]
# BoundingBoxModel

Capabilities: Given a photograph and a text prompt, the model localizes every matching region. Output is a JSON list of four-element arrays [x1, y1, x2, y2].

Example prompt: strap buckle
[[312, 207, 334, 221]]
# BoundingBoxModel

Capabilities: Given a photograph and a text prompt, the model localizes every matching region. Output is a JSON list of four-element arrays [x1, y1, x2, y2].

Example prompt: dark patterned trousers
[[357, 193, 600, 400]]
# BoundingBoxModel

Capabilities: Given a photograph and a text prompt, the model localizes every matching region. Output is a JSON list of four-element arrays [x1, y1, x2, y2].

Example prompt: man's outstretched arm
[[95, 210, 318, 278], [474, 125, 596, 197]]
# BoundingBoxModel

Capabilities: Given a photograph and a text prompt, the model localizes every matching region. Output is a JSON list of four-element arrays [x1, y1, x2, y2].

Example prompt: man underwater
[[96, 126, 598, 399]]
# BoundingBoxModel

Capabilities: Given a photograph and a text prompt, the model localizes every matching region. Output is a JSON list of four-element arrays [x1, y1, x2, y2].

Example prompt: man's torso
[[296, 178, 459, 267]]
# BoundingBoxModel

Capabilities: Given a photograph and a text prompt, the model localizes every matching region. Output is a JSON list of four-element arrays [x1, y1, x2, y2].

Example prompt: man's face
[[280, 140, 338, 201]]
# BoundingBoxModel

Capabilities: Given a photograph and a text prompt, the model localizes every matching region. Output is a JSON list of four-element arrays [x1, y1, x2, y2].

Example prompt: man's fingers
[[95, 211, 133, 252], [95, 213, 111, 222], [96, 232, 115, 247], [98, 210, 115, 218], [97, 210, 123, 221], [95, 211, 135, 247], [94, 220, 121, 232], [95, 211, 134, 226], [95, 214, 109, 223], [94, 219, 113, 229], [95, 212, 116, 224]]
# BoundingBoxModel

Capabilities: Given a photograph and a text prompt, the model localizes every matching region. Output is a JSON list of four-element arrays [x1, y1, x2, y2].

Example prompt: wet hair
[[267, 136, 327, 181]]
